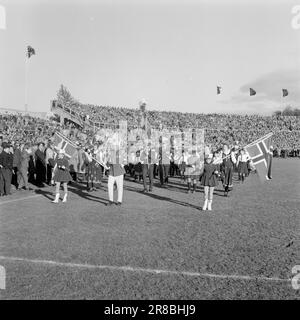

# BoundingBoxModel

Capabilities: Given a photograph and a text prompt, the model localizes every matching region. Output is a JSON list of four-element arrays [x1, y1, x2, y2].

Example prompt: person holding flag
[[244, 133, 273, 181]]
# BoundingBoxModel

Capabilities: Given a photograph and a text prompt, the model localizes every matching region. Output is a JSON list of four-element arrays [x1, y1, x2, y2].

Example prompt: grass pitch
[[0, 159, 299, 299]]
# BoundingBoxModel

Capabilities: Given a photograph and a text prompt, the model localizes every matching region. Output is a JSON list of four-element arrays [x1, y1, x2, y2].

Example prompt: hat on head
[[205, 153, 213, 159], [2, 142, 10, 149]]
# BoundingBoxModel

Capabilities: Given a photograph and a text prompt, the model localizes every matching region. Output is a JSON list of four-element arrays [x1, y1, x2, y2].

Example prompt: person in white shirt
[[177, 150, 189, 182]]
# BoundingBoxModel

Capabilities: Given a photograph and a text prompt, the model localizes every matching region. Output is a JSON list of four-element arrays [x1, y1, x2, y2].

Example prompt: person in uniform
[[93, 141, 104, 189], [221, 144, 237, 196], [236, 148, 250, 183], [0, 142, 13, 196], [185, 149, 201, 194], [200, 153, 219, 211], [51, 149, 72, 203], [178, 149, 188, 182], [106, 158, 125, 206], [17, 143, 31, 190], [35, 142, 46, 187], [45, 140, 56, 185], [12, 141, 21, 188], [158, 138, 171, 187], [84, 146, 96, 192], [140, 142, 158, 193]]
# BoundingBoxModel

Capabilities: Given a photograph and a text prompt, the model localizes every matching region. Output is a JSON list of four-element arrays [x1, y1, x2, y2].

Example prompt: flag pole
[[25, 51, 28, 113], [221, 132, 273, 160], [280, 90, 283, 113], [243, 132, 273, 149]]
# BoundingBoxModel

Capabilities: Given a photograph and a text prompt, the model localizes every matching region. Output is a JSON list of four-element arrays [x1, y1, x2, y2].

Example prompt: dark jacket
[[0, 151, 13, 170], [13, 148, 22, 168]]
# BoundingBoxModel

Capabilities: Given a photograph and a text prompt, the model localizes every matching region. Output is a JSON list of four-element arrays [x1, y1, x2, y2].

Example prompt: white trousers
[[108, 175, 124, 203]]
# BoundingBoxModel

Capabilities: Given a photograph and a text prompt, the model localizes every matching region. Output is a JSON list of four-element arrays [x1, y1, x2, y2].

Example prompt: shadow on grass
[[35, 183, 108, 205], [124, 185, 202, 210]]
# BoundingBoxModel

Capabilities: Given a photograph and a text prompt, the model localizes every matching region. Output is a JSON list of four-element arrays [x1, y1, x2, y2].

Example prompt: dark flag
[[282, 89, 288, 97], [27, 45, 36, 58], [217, 86, 222, 95], [250, 88, 256, 96]]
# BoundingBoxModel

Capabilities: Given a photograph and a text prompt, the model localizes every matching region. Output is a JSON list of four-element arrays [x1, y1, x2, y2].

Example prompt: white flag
[[0, 5, 6, 30]]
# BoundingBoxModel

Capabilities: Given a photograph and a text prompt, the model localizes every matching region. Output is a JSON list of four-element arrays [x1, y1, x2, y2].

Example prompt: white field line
[[0, 194, 42, 206], [0, 256, 291, 283]]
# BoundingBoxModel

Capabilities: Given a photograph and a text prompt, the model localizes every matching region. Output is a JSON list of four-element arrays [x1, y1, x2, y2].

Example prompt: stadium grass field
[[0, 158, 299, 300]]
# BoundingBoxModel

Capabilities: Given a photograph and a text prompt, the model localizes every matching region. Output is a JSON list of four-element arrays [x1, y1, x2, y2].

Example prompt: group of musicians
[[50, 138, 248, 210]]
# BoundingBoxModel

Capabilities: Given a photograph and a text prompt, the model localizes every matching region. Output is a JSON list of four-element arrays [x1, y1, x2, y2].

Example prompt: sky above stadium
[[0, 0, 299, 115]]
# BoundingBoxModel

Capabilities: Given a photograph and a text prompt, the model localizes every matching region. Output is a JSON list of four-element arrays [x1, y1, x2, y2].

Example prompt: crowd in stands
[[52, 102, 300, 154], [2, 105, 300, 157]]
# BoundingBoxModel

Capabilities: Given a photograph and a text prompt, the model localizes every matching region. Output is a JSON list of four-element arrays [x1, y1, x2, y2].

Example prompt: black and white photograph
[[0, 0, 299, 304]]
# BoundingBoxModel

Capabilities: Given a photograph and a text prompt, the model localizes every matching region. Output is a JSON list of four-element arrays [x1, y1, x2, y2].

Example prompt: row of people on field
[[0, 139, 271, 211]]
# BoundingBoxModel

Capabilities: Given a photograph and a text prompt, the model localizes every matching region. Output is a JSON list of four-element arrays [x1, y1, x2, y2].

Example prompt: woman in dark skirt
[[51, 149, 72, 203], [237, 148, 250, 183], [221, 144, 237, 197], [200, 153, 218, 211]]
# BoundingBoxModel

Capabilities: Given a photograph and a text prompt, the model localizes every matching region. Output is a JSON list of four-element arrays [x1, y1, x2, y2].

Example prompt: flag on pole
[[282, 89, 288, 97], [217, 86, 222, 95], [52, 131, 77, 159], [27, 45, 36, 58], [250, 88, 256, 96], [0, 5, 6, 30], [245, 133, 273, 181]]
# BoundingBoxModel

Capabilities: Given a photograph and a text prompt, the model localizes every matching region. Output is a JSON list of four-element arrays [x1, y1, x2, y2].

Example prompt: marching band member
[[158, 138, 172, 187], [45, 140, 56, 186], [140, 142, 158, 193], [185, 148, 201, 194], [83, 147, 95, 192], [76, 143, 86, 183], [94, 141, 105, 188], [51, 149, 72, 203], [178, 149, 188, 182], [236, 148, 250, 183], [221, 143, 237, 196], [106, 151, 125, 206], [200, 153, 218, 211]]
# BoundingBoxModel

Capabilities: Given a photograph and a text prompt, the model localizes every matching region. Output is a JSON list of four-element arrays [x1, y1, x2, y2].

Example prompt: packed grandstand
[[1, 101, 299, 158]]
